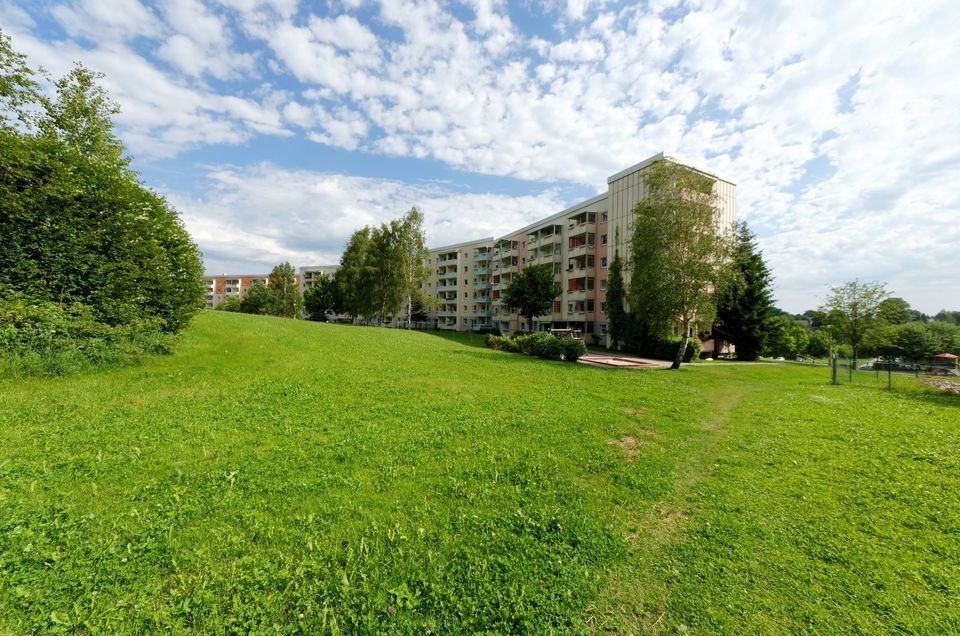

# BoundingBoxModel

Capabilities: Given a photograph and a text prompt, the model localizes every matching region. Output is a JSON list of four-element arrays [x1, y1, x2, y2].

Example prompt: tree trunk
[[672, 319, 690, 370]]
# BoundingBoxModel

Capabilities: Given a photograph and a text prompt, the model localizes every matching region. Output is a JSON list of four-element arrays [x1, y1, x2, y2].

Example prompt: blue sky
[[3, 0, 958, 313]]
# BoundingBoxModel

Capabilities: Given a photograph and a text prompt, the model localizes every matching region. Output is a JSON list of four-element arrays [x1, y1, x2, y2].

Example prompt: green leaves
[[503, 263, 561, 331]]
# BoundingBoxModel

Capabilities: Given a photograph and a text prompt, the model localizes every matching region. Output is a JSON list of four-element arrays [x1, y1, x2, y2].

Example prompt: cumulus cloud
[[171, 163, 569, 273], [5, 0, 959, 312]]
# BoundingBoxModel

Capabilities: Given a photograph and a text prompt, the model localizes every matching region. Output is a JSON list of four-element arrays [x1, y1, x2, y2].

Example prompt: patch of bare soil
[[608, 436, 642, 456], [921, 379, 960, 395], [623, 406, 649, 417]]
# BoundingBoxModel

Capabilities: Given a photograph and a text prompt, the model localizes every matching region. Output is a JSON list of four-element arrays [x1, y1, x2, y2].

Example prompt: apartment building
[[203, 273, 301, 308], [423, 238, 495, 331], [423, 153, 736, 347], [299, 265, 339, 293]]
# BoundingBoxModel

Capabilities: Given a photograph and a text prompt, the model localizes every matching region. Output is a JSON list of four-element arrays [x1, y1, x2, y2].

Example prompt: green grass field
[[1, 311, 957, 634]]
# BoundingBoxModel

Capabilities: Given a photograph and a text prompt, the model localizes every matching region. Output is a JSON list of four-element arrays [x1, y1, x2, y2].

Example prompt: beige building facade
[[423, 153, 736, 347]]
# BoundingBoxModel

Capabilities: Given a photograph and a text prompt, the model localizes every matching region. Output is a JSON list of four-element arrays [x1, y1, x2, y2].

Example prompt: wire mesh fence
[[830, 356, 959, 388]]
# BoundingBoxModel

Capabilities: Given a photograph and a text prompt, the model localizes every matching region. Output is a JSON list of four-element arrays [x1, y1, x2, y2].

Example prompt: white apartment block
[[421, 153, 737, 347]]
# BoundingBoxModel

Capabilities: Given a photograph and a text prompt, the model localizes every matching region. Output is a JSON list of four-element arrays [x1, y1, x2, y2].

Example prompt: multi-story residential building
[[299, 265, 339, 293], [424, 153, 736, 349], [423, 238, 495, 331], [203, 273, 301, 309]]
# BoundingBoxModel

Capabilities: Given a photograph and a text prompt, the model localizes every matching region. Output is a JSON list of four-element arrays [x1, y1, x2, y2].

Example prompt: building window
[[601, 323, 608, 335], [601, 302, 607, 313], [601, 279, 607, 290], [602, 212, 608, 222], [601, 256, 608, 268], [601, 234, 607, 245]]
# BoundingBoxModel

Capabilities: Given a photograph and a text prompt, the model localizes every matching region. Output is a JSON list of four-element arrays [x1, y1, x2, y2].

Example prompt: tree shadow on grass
[[417, 329, 489, 350]]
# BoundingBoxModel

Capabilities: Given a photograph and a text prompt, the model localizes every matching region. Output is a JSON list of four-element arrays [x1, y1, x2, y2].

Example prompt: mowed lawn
[[1, 312, 957, 634]]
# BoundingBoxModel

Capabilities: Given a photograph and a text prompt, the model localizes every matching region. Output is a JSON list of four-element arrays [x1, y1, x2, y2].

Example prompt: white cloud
[[172, 163, 568, 273], [7, 0, 960, 312]]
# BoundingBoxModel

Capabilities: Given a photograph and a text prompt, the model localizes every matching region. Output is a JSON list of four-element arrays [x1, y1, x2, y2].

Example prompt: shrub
[[485, 334, 503, 350], [478, 326, 501, 336], [0, 290, 176, 377], [531, 334, 564, 360], [561, 337, 587, 362], [500, 337, 520, 353]]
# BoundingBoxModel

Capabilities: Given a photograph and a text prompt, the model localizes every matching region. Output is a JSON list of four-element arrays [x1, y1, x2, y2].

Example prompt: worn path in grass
[[1, 311, 958, 633]]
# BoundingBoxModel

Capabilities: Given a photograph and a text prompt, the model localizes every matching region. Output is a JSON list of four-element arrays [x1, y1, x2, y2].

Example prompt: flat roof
[[494, 192, 608, 242], [429, 236, 495, 252], [607, 151, 736, 185]]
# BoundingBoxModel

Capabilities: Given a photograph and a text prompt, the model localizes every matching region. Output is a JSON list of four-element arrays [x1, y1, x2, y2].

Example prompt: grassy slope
[[0, 311, 957, 633]]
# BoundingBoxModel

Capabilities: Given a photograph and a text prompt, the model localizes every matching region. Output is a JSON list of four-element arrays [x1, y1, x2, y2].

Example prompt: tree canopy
[[820, 280, 888, 362], [629, 159, 734, 368], [504, 264, 561, 332], [303, 273, 339, 320], [0, 31, 204, 334], [336, 208, 429, 325], [714, 221, 774, 361]]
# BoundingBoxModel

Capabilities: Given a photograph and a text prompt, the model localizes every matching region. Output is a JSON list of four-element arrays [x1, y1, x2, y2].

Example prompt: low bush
[[486, 332, 584, 362], [0, 291, 176, 377], [560, 337, 587, 362], [478, 326, 501, 336]]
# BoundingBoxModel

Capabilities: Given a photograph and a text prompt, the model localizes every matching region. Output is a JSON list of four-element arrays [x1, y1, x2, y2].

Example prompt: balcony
[[474, 295, 490, 302], [474, 267, 490, 275], [473, 309, 491, 317], [474, 252, 492, 261]]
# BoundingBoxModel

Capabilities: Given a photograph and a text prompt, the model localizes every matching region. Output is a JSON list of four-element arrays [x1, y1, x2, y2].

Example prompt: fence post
[[831, 355, 838, 385]]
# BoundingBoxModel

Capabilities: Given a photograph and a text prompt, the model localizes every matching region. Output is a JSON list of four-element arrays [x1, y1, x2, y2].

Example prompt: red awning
[[933, 353, 958, 358]]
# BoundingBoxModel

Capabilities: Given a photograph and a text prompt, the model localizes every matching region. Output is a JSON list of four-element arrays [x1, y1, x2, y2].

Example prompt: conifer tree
[[714, 221, 774, 360]]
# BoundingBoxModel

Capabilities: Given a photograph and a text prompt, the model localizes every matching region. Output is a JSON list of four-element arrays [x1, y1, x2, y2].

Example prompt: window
[[601, 323, 608, 335], [601, 302, 607, 313], [601, 279, 607, 290], [602, 212, 608, 223], [601, 257, 608, 268], [601, 234, 607, 245]]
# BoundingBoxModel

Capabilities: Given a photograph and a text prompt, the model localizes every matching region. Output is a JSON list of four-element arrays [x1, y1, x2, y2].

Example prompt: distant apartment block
[[299, 265, 339, 293], [422, 153, 736, 347], [205, 153, 734, 348], [203, 273, 301, 309]]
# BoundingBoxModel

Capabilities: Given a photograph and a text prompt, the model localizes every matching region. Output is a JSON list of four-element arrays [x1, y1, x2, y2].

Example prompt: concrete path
[[579, 354, 669, 368]]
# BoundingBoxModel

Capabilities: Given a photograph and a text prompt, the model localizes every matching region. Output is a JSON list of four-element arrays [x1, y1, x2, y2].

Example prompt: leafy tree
[[240, 282, 271, 315], [397, 208, 430, 328], [629, 159, 734, 369], [926, 320, 960, 354], [267, 262, 301, 318], [863, 323, 900, 360], [0, 29, 41, 128], [39, 65, 126, 165], [303, 273, 338, 320], [896, 322, 938, 361], [0, 42, 204, 334], [337, 227, 377, 320], [504, 264, 561, 332], [934, 310, 960, 325], [877, 297, 912, 325], [820, 280, 889, 364], [806, 329, 832, 358], [714, 221, 774, 360], [605, 248, 627, 350], [336, 209, 430, 326], [216, 296, 242, 312], [764, 314, 809, 358]]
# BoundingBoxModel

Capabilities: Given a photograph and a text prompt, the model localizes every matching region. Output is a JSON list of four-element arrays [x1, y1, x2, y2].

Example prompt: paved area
[[579, 354, 667, 368]]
